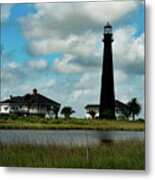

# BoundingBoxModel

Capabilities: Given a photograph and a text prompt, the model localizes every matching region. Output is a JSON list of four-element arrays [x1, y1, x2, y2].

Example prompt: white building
[[84, 100, 130, 119], [0, 89, 60, 118]]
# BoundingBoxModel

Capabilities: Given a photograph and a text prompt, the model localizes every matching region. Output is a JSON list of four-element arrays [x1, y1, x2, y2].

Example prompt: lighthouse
[[99, 23, 115, 119]]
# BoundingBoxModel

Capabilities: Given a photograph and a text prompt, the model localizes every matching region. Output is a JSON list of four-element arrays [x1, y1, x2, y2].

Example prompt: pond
[[0, 130, 144, 146]]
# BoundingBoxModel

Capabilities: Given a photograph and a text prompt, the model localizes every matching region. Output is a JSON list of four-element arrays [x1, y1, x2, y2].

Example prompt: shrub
[[8, 114, 19, 120]]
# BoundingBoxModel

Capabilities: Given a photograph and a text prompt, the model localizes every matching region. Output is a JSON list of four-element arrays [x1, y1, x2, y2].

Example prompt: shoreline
[[0, 118, 145, 131]]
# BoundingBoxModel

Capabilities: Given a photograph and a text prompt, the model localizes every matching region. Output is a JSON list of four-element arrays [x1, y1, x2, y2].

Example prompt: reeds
[[0, 141, 145, 169]]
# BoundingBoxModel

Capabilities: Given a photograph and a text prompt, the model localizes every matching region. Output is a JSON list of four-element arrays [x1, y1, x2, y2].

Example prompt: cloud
[[113, 26, 144, 75], [75, 72, 101, 90], [19, 2, 144, 76], [7, 62, 19, 69], [1, 4, 13, 23], [20, 1, 138, 40], [53, 52, 101, 74], [18, 1, 144, 78], [53, 26, 144, 76], [27, 59, 48, 70], [114, 70, 128, 84], [54, 54, 81, 74], [19, 1, 139, 60], [40, 79, 56, 89], [27, 32, 99, 57], [68, 89, 91, 103], [115, 74, 144, 103], [1, 63, 28, 86]]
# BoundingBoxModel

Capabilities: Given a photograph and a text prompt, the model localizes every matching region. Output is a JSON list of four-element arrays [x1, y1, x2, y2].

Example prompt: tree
[[87, 109, 96, 119], [127, 98, 141, 121], [51, 104, 60, 119], [61, 106, 75, 119], [23, 94, 33, 116], [121, 107, 131, 120]]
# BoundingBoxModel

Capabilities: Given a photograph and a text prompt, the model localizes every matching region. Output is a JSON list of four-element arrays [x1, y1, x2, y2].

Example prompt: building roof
[[0, 89, 60, 106], [85, 100, 129, 110], [115, 100, 129, 110], [85, 104, 99, 109]]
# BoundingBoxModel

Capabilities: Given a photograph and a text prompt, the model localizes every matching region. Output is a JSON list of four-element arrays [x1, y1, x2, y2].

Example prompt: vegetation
[[0, 117, 144, 130], [0, 141, 144, 169], [87, 109, 96, 119], [23, 93, 33, 115], [60, 106, 75, 119], [127, 98, 141, 121], [121, 108, 131, 120], [51, 104, 60, 119]]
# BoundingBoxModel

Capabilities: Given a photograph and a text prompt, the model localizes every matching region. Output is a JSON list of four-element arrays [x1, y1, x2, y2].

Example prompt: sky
[[0, 0, 144, 118]]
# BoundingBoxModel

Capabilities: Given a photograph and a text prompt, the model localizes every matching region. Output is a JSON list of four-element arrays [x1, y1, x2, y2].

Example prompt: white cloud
[[75, 72, 101, 89], [19, 1, 144, 77], [41, 79, 56, 89], [54, 54, 81, 73], [8, 62, 19, 69], [28, 59, 48, 70], [28, 32, 99, 57], [20, 1, 138, 40], [1, 4, 13, 23], [68, 89, 91, 103], [114, 70, 128, 84], [113, 26, 144, 74], [53, 52, 101, 74], [19, 1, 139, 60], [83, 1, 137, 23], [1, 63, 28, 86], [53, 26, 144, 75], [115, 75, 144, 103]]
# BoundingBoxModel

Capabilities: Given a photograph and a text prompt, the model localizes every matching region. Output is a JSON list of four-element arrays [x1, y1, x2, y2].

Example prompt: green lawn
[[0, 141, 145, 169], [0, 117, 144, 130]]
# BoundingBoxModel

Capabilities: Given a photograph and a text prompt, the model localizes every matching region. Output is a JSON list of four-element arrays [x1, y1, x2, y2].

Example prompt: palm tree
[[61, 106, 75, 119], [51, 104, 60, 119], [87, 109, 96, 119], [127, 98, 141, 121]]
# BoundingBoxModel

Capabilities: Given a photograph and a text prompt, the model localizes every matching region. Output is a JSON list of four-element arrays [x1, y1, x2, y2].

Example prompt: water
[[0, 130, 144, 146]]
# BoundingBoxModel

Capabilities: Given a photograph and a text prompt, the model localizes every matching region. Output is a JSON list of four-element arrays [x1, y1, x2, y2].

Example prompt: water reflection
[[0, 130, 144, 146]]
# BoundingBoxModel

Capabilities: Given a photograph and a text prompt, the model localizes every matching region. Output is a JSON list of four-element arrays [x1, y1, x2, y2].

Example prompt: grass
[[0, 117, 144, 130], [0, 141, 145, 169]]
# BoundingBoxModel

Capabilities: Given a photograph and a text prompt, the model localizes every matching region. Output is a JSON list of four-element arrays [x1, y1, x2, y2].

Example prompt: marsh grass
[[0, 117, 144, 130], [0, 141, 145, 169]]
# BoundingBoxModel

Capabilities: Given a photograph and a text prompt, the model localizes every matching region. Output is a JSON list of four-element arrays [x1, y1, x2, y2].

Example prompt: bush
[[8, 114, 19, 120], [137, 118, 145, 122], [40, 119, 48, 124], [0, 115, 9, 121]]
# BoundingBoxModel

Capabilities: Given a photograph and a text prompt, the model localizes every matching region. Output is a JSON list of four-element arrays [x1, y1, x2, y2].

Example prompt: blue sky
[[1, 0, 144, 118]]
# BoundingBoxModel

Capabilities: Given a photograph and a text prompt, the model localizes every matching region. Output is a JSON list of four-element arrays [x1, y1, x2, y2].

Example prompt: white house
[[84, 100, 130, 119], [0, 89, 60, 118]]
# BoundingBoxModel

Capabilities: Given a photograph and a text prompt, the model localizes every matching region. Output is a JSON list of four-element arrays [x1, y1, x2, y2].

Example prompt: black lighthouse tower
[[99, 23, 115, 119]]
